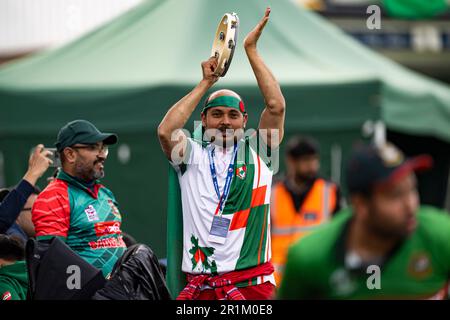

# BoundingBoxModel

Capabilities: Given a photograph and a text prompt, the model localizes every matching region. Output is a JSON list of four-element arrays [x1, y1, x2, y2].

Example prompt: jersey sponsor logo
[[236, 165, 247, 180], [408, 252, 432, 279], [85, 205, 100, 222], [94, 221, 122, 237], [88, 236, 126, 250], [107, 199, 121, 219], [2, 291, 12, 300]]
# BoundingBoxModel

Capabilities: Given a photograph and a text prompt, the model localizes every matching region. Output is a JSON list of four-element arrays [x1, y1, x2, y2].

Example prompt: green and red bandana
[[202, 96, 246, 114]]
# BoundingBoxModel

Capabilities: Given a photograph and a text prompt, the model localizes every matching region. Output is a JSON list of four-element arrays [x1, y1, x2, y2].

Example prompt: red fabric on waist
[[176, 262, 274, 300], [197, 282, 275, 300]]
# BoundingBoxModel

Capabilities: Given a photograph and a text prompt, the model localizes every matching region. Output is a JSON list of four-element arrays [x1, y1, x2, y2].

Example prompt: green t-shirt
[[0, 261, 28, 300], [278, 206, 450, 299]]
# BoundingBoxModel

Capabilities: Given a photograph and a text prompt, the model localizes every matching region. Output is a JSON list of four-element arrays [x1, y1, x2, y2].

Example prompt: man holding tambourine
[[158, 7, 285, 300]]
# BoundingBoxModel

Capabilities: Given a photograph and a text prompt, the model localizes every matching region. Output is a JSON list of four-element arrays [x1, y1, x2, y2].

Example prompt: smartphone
[[44, 147, 61, 168]]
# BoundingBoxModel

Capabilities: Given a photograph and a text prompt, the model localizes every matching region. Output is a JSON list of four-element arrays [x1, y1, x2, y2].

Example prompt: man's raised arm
[[244, 7, 286, 148], [157, 57, 219, 161]]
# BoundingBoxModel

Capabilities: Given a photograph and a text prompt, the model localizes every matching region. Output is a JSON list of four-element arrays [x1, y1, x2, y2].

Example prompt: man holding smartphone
[[32, 119, 127, 278]]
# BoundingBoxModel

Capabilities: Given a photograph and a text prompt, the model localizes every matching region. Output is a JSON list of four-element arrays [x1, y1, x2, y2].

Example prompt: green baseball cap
[[55, 120, 118, 152]]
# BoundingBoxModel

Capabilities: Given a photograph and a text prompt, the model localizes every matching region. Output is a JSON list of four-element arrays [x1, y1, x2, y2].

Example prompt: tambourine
[[211, 12, 239, 77]]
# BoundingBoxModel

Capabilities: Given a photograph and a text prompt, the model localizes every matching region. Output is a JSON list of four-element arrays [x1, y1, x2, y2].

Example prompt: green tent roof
[[0, 0, 377, 89], [1, 0, 449, 141]]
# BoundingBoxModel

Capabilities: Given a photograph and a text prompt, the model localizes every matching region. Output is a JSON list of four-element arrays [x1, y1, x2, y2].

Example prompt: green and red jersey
[[32, 170, 126, 278], [0, 261, 28, 300], [278, 206, 450, 299], [171, 133, 275, 288]]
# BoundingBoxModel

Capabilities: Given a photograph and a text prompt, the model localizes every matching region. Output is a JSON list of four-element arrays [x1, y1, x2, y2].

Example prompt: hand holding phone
[[44, 147, 61, 168], [23, 144, 54, 186]]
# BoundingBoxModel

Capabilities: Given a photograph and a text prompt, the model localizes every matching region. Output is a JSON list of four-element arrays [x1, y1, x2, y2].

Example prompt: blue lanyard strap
[[208, 143, 239, 215]]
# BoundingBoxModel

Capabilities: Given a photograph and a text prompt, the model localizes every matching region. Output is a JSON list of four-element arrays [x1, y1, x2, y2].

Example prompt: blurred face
[[287, 154, 320, 182], [358, 173, 419, 239], [65, 142, 109, 181], [16, 193, 38, 237], [201, 106, 247, 147]]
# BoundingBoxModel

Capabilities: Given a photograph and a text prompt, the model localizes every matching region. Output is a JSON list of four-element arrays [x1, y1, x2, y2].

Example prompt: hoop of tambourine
[[211, 12, 239, 77]]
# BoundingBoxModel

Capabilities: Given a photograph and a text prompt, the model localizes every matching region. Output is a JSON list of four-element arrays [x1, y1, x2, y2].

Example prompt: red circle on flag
[[239, 101, 245, 113]]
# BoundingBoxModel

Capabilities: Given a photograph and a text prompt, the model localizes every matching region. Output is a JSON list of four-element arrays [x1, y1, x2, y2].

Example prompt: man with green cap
[[158, 8, 285, 300], [32, 119, 127, 278]]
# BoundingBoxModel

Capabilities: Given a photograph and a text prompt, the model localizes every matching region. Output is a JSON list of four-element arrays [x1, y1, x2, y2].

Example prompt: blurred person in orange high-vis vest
[[271, 136, 342, 284]]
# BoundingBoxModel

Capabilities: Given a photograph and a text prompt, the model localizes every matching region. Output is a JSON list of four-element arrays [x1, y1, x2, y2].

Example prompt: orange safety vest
[[271, 178, 337, 284]]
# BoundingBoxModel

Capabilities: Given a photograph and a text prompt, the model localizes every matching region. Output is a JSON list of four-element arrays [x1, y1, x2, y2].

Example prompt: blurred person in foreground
[[271, 135, 342, 284], [0, 235, 28, 300], [0, 144, 52, 242], [278, 142, 450, 299], [158, 8, 285, 300]]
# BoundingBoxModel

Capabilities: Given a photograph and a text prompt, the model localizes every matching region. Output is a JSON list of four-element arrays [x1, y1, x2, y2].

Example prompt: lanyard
[[208, 143, 239, 216]]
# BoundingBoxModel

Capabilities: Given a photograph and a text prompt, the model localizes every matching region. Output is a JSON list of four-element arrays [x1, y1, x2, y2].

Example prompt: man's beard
[[75, 160, 104, 182], [366, 208, 409, 241], [294, 172, 316, 185]]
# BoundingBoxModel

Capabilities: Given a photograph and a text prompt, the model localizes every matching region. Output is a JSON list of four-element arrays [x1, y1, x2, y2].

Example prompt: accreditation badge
[[208, 215, 231, 244]]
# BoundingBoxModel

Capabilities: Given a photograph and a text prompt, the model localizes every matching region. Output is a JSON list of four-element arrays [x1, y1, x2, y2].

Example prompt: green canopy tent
[[1, 0, 449, 296]]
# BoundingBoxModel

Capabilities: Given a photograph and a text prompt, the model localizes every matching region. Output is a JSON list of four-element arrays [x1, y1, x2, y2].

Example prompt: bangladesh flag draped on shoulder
[[166, 125, 204, 297], [166, 165, 185, 297]]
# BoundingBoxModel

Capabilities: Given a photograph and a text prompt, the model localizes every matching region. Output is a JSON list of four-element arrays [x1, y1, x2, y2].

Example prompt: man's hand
[[201, 56, 220, 86], [244, 7, 270, 51], [243, 7, 285, 149], [23, 144, 52, 186], [158, 57, 219, 161]]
